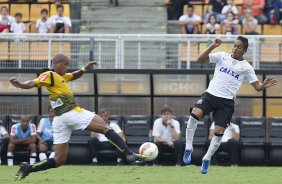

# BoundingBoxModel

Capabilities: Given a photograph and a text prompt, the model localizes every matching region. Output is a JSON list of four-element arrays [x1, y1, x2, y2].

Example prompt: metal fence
[[0, 34, 281, 70]]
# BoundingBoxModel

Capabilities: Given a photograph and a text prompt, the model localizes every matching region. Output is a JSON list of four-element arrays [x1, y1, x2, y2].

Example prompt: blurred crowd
[[167, 0, 282, 35]]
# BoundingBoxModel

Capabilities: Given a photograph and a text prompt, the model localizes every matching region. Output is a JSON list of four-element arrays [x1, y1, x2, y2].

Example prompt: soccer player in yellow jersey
[[10, 54, 145, 181]]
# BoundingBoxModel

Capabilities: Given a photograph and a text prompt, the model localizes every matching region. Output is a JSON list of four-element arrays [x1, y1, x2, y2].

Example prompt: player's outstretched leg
[[183, 113, 199, 165], [85, 115, 146, 163], [14, 143, 68, 181]]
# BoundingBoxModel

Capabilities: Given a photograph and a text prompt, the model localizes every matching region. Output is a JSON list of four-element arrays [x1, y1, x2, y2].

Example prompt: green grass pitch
[[1, 165, 281, 184]]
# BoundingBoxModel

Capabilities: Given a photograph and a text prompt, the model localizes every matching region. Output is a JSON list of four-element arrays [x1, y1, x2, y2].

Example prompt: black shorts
[[15, 144, 31, 151], [194, 92, 234, 128], [40, 140, 53, 151]]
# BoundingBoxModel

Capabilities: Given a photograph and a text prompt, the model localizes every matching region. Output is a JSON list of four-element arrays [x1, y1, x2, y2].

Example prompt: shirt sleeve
[[210, 122, 215, 130], [63, 73, 74, 82], [35, 20, 40, 28], [10, 124, 17, 136], [233, 124, 240, 134], [179, 15, 186, 21], [64, 17, 72, 27], [37, 119, 44, 133], [0, 126, 8, 136], [246, 66, 259, 84], [33, 71, 52, 87], [111, 123, 122, 134], [10, 22, 15, 32], [30, 124, 37, 136], [22, 23, 26, 31], [152, 119, 161, 137], [172, 119, 181, 134], [208, 52, 222, 64]]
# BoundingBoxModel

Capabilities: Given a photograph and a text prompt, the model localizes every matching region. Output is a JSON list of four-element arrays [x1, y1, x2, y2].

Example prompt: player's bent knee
[[190, 108, 203, 119]]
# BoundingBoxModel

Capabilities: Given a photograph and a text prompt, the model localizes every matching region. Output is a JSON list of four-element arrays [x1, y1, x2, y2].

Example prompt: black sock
[[28, 158, 56, 173], [105, 129, 132, 155]]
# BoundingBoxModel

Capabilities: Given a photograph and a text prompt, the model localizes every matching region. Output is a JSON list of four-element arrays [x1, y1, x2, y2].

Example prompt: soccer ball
[[139, 142, 158, 161]]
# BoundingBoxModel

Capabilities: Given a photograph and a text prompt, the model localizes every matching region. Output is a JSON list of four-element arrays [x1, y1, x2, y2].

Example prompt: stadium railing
[[0, 34, 282, 70]]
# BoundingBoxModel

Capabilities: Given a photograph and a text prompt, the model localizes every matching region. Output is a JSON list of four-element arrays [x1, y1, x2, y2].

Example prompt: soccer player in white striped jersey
[[183, 36, 277, 174]]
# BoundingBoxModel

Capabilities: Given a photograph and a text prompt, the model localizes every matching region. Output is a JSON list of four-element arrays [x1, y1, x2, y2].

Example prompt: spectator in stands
[[152, 107, 183, 166], [89, 109, 125, 165], [0, 124, 9, 165], [7, 115, 37, 166], [10, 12, 26, 33], [208, 121, 240, 166], [48, 4, 72, 33], [241, 0, 268, 24], [36, 8, 50, 33], [222, 12, 239, 35], [37, 106, 55, 161], [205, 14, 221, 34], [221, 0, 238, 18], [265, 0, 281, 24], [109, 0, 119, 7], [204, 0, 227, 23], [0, 6, 15, 33], [242, 8, 259, 35], [178, 4, 202, 34]]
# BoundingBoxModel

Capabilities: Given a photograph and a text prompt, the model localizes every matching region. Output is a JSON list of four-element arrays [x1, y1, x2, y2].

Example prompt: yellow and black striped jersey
[[34, 71, 77, 115]]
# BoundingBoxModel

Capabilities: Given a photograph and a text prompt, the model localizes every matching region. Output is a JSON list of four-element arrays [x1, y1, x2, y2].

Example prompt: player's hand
[[262, 77, 278, 89], [212, 39, 222, 48], [10, 77, 22, 88], [167, 141, 174, 148], [84, 61, 97, 71]]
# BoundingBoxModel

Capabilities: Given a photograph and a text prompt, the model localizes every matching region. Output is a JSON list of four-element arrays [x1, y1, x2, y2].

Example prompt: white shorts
[[52, 107, 95, 144]]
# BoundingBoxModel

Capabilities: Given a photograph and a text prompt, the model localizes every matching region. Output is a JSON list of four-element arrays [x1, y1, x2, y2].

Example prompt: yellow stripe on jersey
[[74, 106, 84, 112], [34, 71, 77, 115]]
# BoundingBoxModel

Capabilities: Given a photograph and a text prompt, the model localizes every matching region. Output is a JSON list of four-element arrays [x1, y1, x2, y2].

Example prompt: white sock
[[49, 152, 55, 158], [117, 157, 122, 163], [30, 153, 37, 165], [92, 157, 97, 163], [7, 152, 13, 166], [203, 135, 222, 160], [0, 157, 1, 165], [185, 116, 198, 150], [39, 152, 47, 161]]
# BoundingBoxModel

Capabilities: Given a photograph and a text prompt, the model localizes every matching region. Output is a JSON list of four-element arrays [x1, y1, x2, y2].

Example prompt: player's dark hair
[[99, 108, 109, 115], [236, 36, 248, 50], [161, 107, 172, 114], [187, 4, 194, 9], [52, 54, 70, 63], [15, 12, 22, 18], [48, 105, 53, 111], [56, 4, 64, 10], [0, 5, 8, 11], [41, 8, 48, 14]]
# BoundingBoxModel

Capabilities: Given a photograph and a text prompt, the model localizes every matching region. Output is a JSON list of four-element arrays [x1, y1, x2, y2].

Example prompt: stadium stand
[[10, 4, 30, 22], [180, 115, 209, 165], [30, 3, 49, 22], [239, 116, 266, 165], [123, 115, 151, 153], [267, 117, 282, 165]]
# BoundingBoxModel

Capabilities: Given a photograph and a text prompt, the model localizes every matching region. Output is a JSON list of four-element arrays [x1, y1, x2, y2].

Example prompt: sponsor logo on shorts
[[196, 99, 203, 104]]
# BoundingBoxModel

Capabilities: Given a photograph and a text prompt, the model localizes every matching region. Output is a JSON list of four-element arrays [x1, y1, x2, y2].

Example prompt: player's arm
[[1, 132, 9, 140], [10, 135, 26, 145], [72, 61, 97, 81], [251, 77, 278, 92], [197, 39, 222, 64], [9, 77, 37, 89], [29, 135, 36, 144]]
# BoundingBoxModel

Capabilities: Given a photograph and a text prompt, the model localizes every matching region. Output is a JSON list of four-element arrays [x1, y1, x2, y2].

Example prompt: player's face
[[53, 60, 70, 75], [232, 40, 247, 59], [21, 116, 29, 130], [99, 112, 109, 123], [57, 7, 64, 16], [48, 108, 55, 121], [162, 111, 172, 123]]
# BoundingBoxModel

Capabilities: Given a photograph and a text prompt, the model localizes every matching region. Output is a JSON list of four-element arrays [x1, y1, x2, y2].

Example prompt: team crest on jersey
[[40, 74, 48, 82], [196, 99, 203, 104], [232, 60, 237, 65]]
